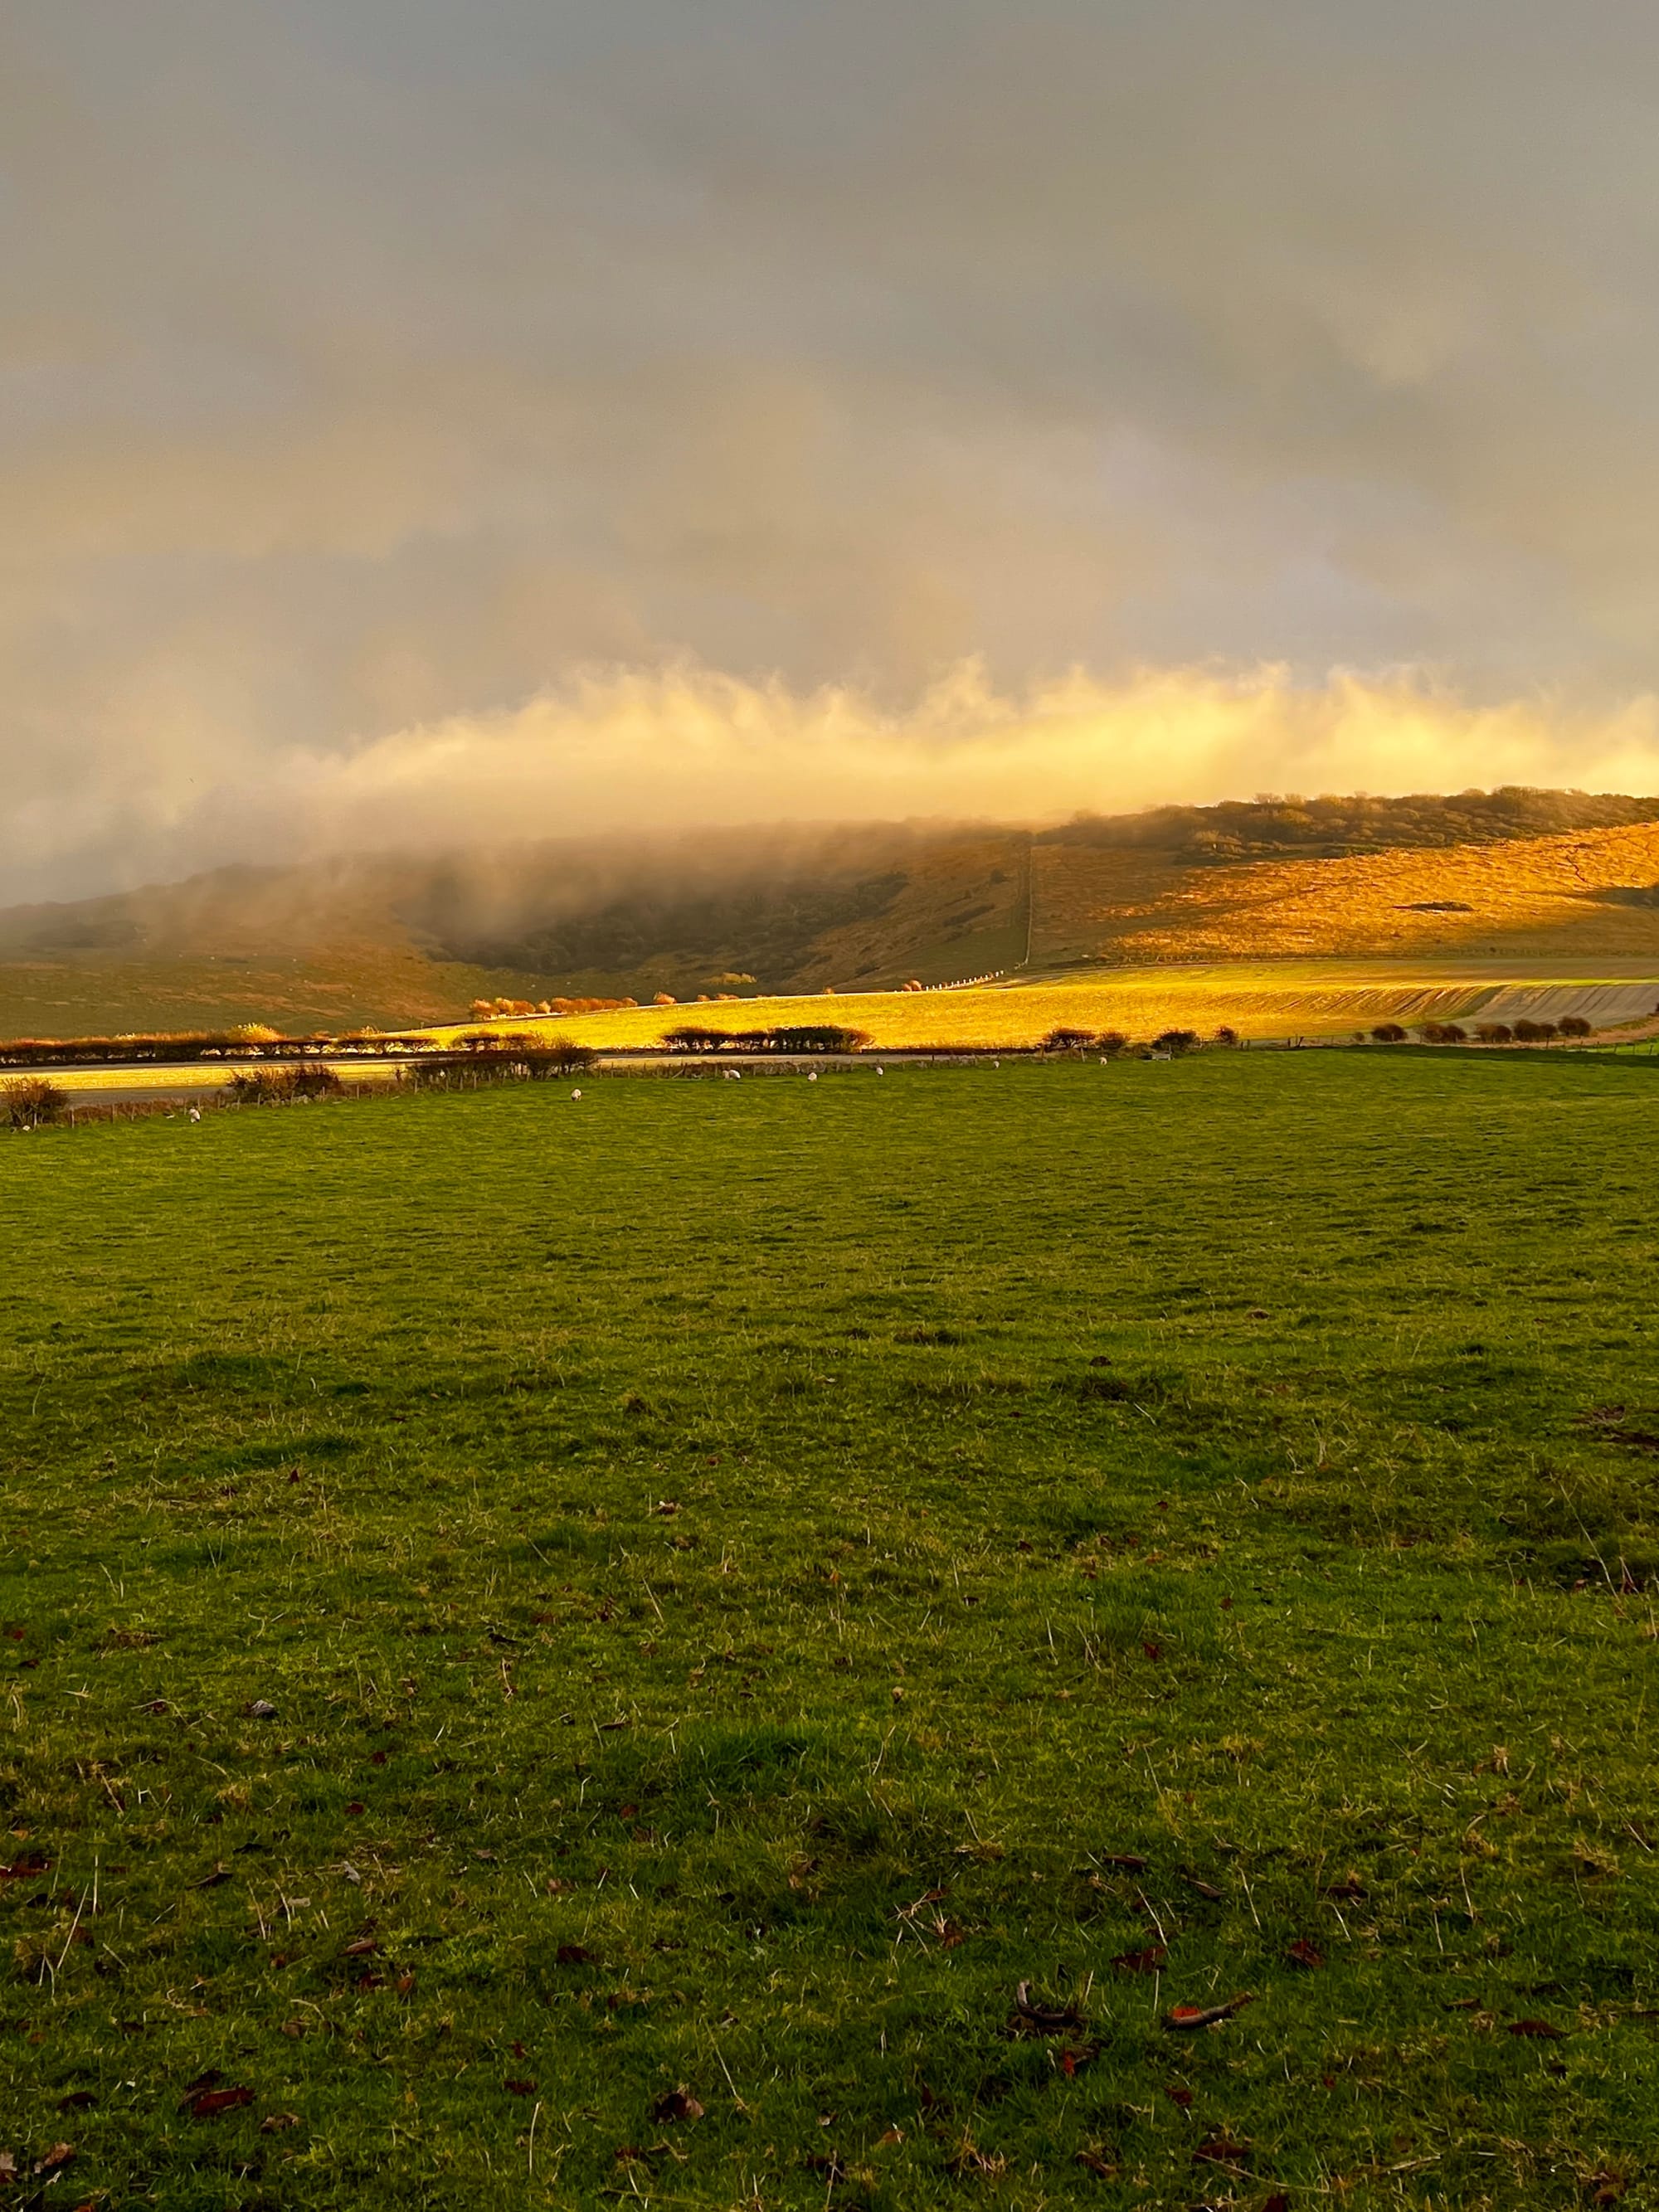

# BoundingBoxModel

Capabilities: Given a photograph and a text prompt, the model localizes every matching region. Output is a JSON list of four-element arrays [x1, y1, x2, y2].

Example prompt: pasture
[[2, 1053, 1658, 2209]]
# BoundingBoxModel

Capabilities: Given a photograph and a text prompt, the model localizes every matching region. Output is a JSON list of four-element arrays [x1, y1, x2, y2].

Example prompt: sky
[[9, 0, 1659, 897]]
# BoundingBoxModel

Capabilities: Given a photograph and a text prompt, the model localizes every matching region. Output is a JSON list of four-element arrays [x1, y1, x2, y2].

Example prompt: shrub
[[1558, 1014, 1592, 1038], [2, 1077, 67, 1128], [1512, 1018, 1558, 1043], [1475, 1023, 1513, 1043], [1370, 1023, 1408, 1043], [228, 1066, 343, 1106], [1421, 1023, 1467, 1044], [1042, 1027, 1096, 1053], [1213, 1025, 1239, 1047], [1152, 1028, 1201, 1056], [1096, 1031, 1131, 1058]]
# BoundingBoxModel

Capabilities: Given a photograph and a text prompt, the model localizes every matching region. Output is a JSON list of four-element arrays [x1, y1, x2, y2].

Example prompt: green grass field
[[4, 1055, 1658, 2209]]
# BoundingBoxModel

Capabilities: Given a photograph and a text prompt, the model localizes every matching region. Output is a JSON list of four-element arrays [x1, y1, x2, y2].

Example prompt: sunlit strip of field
[[405, 961, 1659, 1052], [35, 1061, 406, 1099]]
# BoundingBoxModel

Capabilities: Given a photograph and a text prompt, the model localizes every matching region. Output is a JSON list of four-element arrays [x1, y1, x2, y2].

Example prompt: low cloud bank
[[13, 661, 1659, 901]]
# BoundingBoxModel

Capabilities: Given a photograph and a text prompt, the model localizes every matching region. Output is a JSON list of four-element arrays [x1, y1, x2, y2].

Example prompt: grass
[[3, 1053, 1659, 2209]]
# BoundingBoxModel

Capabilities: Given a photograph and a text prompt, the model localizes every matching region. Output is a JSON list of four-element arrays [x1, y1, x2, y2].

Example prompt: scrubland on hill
[[3, 1054, 1658, 2207], [10, 792, 1659, 1040]]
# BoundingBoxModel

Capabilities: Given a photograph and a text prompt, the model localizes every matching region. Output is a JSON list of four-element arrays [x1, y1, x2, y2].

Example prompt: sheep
[[807, 1071, 818, 1082], [571, 1087, 583, 1101]]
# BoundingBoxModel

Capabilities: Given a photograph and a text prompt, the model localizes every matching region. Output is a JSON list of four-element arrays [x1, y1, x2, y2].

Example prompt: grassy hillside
[[1033, 820, 1659, 965], [9, 794, 1659, 1039], [5, 1056, 1659, 2205]]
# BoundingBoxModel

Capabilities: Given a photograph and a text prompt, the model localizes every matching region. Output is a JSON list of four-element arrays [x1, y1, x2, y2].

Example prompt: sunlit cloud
[[20, 662, 1654, 894]]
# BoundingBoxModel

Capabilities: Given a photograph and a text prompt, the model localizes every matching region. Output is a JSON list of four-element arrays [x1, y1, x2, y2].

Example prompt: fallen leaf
[[343, 1937, 377, 1957], [877, 2126, 903, 2146], [56, 2092, 96, 2112], [187, 2085, 254, 2119], [1112, 1945, 1168, 1975], [1192, 2129, 1252, 2167], [1165, 1993, 1255, 2030], [1321, 1877, 1366, 1901], [33, 2144, 76, 2178], [344, 1801, 366, 1817], [260, 2112, 301, 2134], [246, 1700, 278, 1720], [1183, 1874, 1224, 1901], [397, 1973, 415, 1996], [1165, 2086, 1194, 2108], [1142, 1641, 1162, 1661], [1074, 2146, 1118, 2179], [1262, 2195, 1292, 2211], [189, 1863, 231, 1889], [0, 1856, 50, 1883], [1099, 1853, 1148, 1873], [505, 2078, 538, 2095], [0, 2152, 16, 2185], [370, 1749, 388, 1767], [1507, 2017, 1564, 2039], [1286, 1937, 1325, 1969], [650, 2088, 704, 2124], [557, 1943, 595, 1965]]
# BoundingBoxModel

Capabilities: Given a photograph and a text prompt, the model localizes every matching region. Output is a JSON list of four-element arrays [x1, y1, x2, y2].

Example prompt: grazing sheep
[[807, 1071, 818, 1082], [571, 1087, 583, 1101], [188, 1105, 202, 1123]]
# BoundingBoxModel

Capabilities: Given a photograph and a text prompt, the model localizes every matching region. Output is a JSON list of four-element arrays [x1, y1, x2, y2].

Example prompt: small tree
[[3, 1077, 66, 1129], [1041, 1027, 1096, 1054], [1370, 1023, 1408, 1043], [1096, 1030, 1131, 1058], [1421, 1022, 1467, 1044], [1512, 1018, 1558, 1043], [1213, 1025, 1239, 1047], [1475, 1023, 1513, 1044], [1153, 1028, 1201, 1056], [1557, 1014, 1592, 1038]]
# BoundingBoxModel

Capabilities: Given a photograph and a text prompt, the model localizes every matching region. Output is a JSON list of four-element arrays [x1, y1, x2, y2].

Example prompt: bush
[[1152, 1028, 1201, 1056], [1475, 1023, 1513, 1043], [1096, 1031, 1131, 1058], [228, 1066, 343, 1106], [1370, 1023, 1408, 1043], [1558, 1015, 1592, 1038], [1042, 1027, 1096, 1053], [1213, 1025, 1239, 1047], [2, 1077, 67, 1128], [1512, 1018, 1558, 1043], [1421, 1022, 1467, 1044]]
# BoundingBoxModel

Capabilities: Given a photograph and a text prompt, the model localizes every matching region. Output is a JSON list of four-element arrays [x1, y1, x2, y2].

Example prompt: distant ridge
[[6, 790, 1659, 1035]]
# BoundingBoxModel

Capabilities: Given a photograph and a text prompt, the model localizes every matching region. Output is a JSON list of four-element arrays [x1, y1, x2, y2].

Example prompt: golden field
[[407, 959, 1659, 1053]]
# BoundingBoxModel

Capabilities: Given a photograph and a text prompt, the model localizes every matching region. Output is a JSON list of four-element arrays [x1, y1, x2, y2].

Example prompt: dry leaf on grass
[[1165, 1993, 1254, 2030], [649, 2088, 704, 2124]]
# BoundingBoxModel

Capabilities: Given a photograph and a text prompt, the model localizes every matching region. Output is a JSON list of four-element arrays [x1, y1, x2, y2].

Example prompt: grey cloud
[[6, 0, 1659, 895]]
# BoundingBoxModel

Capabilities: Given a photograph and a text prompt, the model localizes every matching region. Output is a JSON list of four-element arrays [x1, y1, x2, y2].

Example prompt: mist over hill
[[6, 789, 1659, 1037]]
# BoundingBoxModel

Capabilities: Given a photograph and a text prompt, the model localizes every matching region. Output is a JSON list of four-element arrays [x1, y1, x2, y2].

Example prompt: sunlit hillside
[[1033, 819, 1659, 963], [9, 800, 1659, 1040]]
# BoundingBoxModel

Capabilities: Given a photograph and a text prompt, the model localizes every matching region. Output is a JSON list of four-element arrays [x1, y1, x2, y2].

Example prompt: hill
[[7, 789, 1659, 1036]]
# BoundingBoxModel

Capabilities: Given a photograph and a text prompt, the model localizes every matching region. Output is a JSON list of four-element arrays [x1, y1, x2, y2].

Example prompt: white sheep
[[571, 1087, 583, 1100]]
